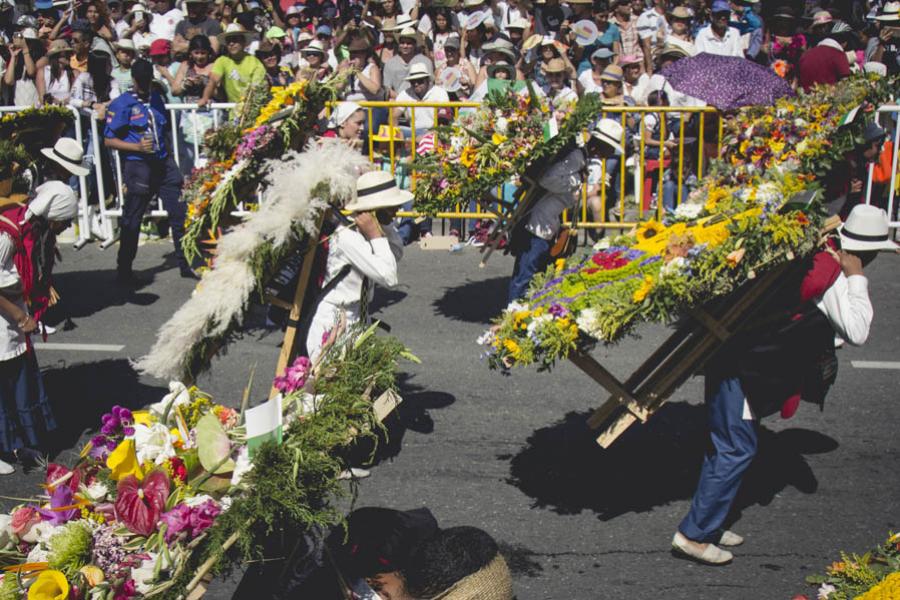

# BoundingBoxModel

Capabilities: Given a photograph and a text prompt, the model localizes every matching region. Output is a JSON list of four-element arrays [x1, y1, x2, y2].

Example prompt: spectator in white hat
[[393, 62, 448, 135], [198, 24, 264, 105], [110, 38, 136, 92], [296, 39, 331, 82], [869, 1, 900, 76], [36, 39, 75, 105], [305, 170, 407, 362]]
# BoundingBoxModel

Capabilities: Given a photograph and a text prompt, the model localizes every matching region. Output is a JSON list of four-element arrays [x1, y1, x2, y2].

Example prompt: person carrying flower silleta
[[507, 118, 624, 303], [304, 170, 407, 364], [672, 203, 896, 566]]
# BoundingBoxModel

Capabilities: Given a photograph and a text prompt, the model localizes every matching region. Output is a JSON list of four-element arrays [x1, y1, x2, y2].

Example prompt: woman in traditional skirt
[[0, 137, 85, 473]]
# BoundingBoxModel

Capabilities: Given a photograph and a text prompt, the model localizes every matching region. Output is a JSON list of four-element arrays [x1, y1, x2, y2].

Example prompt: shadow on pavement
[[365, 374, 456, 467], [503, 402, 838, 521], [432, 277, 509, 324], [41, 358, 167, 457], [43, 265, 167, 326]]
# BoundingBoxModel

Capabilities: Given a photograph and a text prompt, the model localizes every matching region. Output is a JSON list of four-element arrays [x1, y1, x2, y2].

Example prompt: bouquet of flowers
[[0, 106, 72, 146], [180, 73, 348, 264], [480, 75, 892, 371], [0, 324, 414, 600], [411, 86, 603, 215], [800, 532, 900, 600]]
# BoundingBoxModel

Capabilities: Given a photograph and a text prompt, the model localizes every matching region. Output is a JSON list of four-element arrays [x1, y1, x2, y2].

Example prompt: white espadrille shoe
[[672, 532, 733, 565], [718, 530, 744, 547]]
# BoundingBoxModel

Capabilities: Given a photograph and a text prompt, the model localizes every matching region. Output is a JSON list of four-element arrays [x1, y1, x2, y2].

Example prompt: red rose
[[10, 506, 40, 537]]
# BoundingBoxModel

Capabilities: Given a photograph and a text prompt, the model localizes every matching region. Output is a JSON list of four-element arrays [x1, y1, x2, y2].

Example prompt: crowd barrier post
[[876, 104, 900, 233]]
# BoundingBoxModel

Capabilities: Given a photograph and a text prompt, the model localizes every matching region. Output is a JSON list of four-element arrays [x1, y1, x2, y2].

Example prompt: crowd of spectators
[[0, 0, 896, 238]]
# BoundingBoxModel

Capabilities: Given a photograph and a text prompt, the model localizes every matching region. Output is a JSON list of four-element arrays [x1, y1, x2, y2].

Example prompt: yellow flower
[[632, 276, 655, 304], [725, 247, 746, 268], [634, 220, 666, 242], [492, 132, 507, 145], [503, 339, 521, 356], [106, 439, 143, 481], [554, 258, 566, 273], [131, 411, 153, 426], [79, 566, 105, 587], [460, 146, 478, 168], [28, 570, 69, 600]]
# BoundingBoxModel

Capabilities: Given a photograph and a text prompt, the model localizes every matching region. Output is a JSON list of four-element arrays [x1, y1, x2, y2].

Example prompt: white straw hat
[[590, 119, 624, 155], [345, 171, 413, 212], [839, 204, 899, 251], [404, 62, 431, 81], [217, 23, 256, 44], [41, 137, 89, 177]]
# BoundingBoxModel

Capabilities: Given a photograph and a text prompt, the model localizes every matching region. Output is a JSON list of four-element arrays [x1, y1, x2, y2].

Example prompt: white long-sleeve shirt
[[816, 273, 872, 346], [0, 233, 27, 361], [319, 224, 402, 310], [526, 147, 585, 240]]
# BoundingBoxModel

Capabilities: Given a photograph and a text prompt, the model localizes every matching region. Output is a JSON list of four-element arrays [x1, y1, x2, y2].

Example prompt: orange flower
[[726, 247, 746, 268]]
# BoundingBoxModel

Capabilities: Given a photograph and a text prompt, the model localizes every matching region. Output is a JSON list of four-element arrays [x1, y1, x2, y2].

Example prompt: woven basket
[[430, 555, 513, 600]]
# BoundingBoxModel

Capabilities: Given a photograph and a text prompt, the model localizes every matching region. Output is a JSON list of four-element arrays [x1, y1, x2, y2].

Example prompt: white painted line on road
[[35, 343, 125, 352], [851, 360, 900, 370]]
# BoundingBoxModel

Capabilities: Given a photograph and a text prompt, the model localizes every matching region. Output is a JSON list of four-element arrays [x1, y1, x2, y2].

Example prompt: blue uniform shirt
[[104, 91, 169, 161]]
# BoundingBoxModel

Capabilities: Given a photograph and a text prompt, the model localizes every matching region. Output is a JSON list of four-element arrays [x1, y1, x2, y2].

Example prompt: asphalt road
[[3, 237, 898, 600]]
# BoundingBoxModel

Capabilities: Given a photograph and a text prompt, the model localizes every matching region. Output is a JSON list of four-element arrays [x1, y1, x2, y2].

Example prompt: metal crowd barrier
[[874, 105, 900, 233], [18, 98, 898, 249]]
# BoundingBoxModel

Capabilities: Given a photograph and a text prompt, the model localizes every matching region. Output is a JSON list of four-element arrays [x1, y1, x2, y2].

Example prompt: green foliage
[[0, 572, 18, 600], [48, 521, 94, 578], [803, 533, 900, 600], [0, 140, 31, 180]]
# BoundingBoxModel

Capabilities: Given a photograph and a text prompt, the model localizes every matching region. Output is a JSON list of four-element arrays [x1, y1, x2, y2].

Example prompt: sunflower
[[460, 146, 479, 168], [634, 220, 666, 242]]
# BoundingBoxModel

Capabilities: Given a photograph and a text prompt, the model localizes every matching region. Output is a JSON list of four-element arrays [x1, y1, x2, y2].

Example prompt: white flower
[[505, 301, 529, 313], [575, 308, 603, 339], [82, 481, 109, 503], [526, 314, 551, 335], [495, 117, 509, 134], [184, 494, 216, 508], [149, 381, 192, 424], [817, 583, 836, 599], [132, 552, 172, 594], [476, 329, 495, 346], [592, 237, 611, 251], [298, 392, 321, 415], [230, 446, 253, 487], [132, 423, 177, 465], [660, 256, 687, 279], [0, 514, 10, 548], [794, 118, 808, 127], [22, 520, 60, 545], [26, 542, 49, 563], [674, 202, 703, 220], [219, 496, 233, 512]]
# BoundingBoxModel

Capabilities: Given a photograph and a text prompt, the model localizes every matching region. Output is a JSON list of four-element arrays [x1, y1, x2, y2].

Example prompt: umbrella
[[660, 52, 795, 111]]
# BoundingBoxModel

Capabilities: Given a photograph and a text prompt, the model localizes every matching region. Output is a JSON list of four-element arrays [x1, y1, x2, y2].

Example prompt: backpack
[[0, 202, 53, 324]]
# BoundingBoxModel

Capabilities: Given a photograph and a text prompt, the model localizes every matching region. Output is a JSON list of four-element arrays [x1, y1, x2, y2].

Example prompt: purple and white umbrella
[[660, 52, 796, 111]]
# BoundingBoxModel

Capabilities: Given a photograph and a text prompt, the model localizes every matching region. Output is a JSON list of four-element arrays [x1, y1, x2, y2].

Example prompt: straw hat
[[507, 16, 530, 30], [668, 6, 691, 19], [875, 1, 900, 22], [124, 5, 152, 23], [599, 64, 624, 81], [217, 23, 256, 44], [464, 10, 488, 29], [404, 62, 432, 81], [397, 26, 419, 41], [811, 10, 833, 25], [839, 204, 899, 251], [382, 14, 417, 31], [618, 54, 641, 67], [590, 118, 624, 155], [301, 39, 326, 55], [487, 60, 515, 79], [41, 138, 89, 177], [659, 44, 689, 60], [46, 39, 74, 57], [542, 57, 567, 74], [483, 38, 516, 61], [345, 171, 413, 212], [431, 555, 513, 600]]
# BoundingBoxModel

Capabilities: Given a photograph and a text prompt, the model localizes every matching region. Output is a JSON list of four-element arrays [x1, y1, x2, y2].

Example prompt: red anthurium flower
[[46, 463, 81, 493], [114, 470, 171, 537]]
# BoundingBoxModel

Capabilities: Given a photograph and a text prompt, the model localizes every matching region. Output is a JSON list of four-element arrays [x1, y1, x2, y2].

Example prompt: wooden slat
[[596, 411, 638, 448], [585, 398, 623, 430], [570, 351, 650, 423], [688, 306, 731, 341]]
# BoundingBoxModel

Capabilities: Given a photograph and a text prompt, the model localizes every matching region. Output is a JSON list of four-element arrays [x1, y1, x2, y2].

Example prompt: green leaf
[[196, 413, 236, 474]]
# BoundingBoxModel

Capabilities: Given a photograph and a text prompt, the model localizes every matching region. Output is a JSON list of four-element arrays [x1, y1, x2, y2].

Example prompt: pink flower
[[273, 356, 313, 394], [114, 579, 136, 600], [188, 500, 221, 537], [10, 506, 39, 537], [160, 504, 192, 543]]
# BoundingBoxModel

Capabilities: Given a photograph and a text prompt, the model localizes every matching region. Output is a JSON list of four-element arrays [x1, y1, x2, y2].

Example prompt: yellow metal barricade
[[350, 101, 721, 235]]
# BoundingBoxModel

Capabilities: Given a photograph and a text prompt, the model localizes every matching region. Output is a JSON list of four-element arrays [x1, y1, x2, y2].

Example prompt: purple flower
[[37, 485, 79, 525], [548, 303, 568, 318]]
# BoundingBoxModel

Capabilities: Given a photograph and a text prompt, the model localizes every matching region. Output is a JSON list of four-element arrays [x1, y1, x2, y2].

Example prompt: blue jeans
[[679, 373, 758, 543], [508, 232, 550, 303], [396, 200, 432, 245], [0, 352, 55, 454]]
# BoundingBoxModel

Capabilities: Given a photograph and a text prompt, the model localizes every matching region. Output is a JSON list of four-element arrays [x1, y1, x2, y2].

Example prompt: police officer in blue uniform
[[104, 59, 195, 283]]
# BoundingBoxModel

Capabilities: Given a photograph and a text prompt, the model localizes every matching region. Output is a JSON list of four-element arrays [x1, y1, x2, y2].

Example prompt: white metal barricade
[[0, 105, 93, 248], [91, 102, 238, 248], [872, 105, 900, 234]]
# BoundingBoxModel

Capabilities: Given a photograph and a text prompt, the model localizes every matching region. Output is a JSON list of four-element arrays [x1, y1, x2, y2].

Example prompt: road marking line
[[35, 343, 125, 352], [851, 360, 900, 370]]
